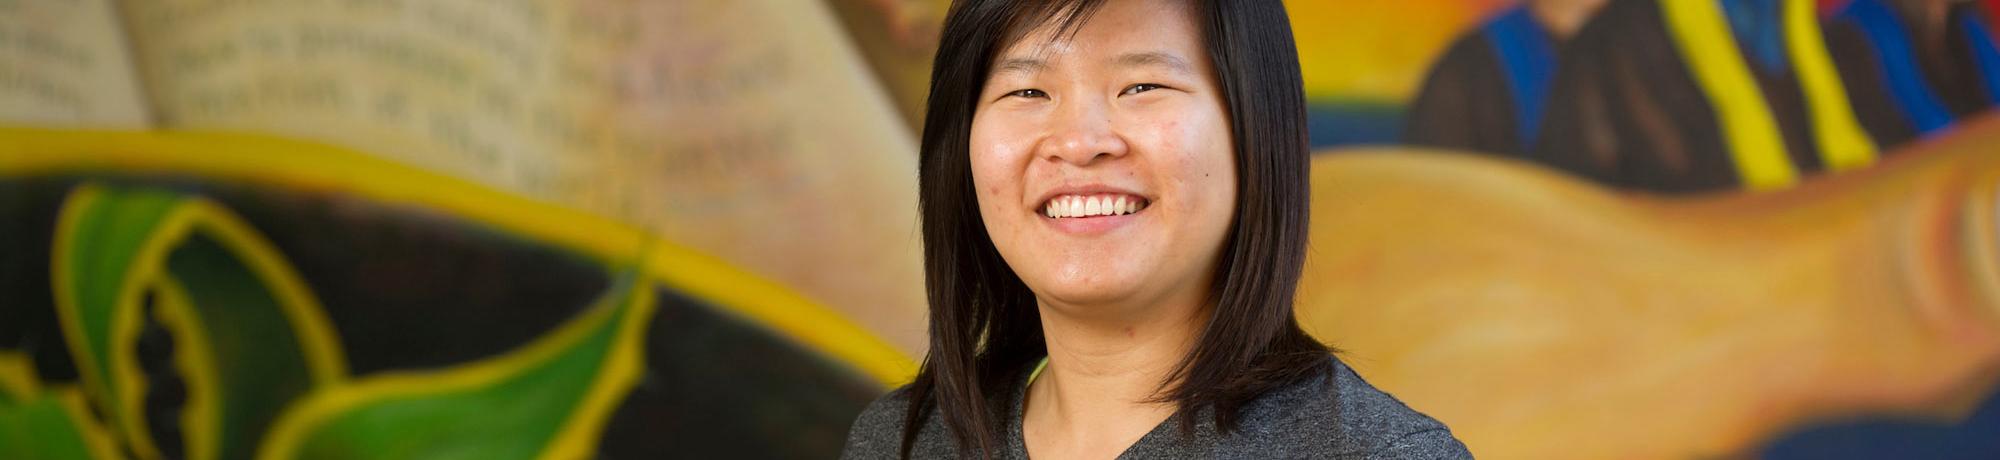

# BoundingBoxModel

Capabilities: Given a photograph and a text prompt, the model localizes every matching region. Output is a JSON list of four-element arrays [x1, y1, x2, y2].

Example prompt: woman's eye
[[1005, 89, 1047, 99], [1121, 83, 1164, 96]]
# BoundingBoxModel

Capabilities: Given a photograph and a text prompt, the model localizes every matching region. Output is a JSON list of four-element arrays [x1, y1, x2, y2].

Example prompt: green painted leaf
[[54, 184, 347, 460], [52, 185, 187, 459], [54, 186, 181, 408], [0, 390, 115, 460], [263, 273, 650, 460], [159, 234, 329, 460]]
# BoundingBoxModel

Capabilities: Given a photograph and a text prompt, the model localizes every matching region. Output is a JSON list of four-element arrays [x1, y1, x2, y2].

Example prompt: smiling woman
[[840, 0, 1472, 459]]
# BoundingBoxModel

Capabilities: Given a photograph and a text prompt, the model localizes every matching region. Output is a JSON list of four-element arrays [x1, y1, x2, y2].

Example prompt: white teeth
[[1045, 194, 1147, 219]]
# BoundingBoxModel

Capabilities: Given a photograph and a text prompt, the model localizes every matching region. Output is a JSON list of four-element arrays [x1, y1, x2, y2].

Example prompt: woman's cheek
[[974, 118, 1034, 164], [970, 134, 1032, 225]]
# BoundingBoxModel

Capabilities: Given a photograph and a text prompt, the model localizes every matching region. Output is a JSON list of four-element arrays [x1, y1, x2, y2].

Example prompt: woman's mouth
[[1044, 193, 1149, 218]]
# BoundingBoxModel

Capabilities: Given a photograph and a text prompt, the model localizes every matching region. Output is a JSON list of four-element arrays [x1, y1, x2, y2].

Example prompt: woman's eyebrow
[[990, 51, 1193, 78], [993, 57, 1046, 77], [1113, 51, 1194, 76]]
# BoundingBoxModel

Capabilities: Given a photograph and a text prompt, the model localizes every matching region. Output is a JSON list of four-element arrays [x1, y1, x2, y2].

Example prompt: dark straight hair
[[902, 0, 1328, 457]]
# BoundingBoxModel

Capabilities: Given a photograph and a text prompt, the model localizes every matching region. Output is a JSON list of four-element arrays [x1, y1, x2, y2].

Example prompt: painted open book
[[5, 0, 2000, 458], [2, 0, 921, 458]]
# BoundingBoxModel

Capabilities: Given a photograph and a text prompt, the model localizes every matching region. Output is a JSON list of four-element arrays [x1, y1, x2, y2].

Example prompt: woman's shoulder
[[843, 356, 1471, 458], [843, 386, 915, 458], [841, 385, 960, 459], [1224, 355, 1473, 458]]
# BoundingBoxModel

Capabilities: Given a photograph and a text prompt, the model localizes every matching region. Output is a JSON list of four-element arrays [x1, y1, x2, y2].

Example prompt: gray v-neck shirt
[[840, 356, 1473, 459]]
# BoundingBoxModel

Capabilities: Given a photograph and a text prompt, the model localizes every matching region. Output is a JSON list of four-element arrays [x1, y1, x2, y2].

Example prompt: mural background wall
[[1, 0, 1996, 458]]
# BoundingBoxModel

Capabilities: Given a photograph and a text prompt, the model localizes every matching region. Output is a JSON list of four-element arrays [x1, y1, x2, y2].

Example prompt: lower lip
[[1040, 210, 1143, 235]]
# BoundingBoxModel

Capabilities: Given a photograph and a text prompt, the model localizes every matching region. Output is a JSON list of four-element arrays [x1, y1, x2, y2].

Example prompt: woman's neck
[[1022, 294, 1209, 458]]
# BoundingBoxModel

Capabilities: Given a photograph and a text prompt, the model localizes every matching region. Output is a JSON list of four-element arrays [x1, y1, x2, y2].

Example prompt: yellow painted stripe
[[152, 276, 220, 460], [1785, 0, 1879, 171], [1661, 0, 1801, 190], [0, 127, 914, 386], [0, 351, 40, 401], [541, 275, 654, 460], [54, 386, 127, 460]]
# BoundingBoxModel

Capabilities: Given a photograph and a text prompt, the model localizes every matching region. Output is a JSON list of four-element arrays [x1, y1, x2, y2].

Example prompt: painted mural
[[2, 0, 1998, 458], [0, 129, 901, 458]]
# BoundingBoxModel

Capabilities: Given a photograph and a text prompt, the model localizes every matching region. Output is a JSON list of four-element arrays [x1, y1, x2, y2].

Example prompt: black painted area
[[0, 178, 82, 382], [596, 286, 884, 459], [198, 181, 611, 375]]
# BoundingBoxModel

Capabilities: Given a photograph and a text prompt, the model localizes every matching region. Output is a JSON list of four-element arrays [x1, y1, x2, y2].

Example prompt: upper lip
[[1033, 184, 1153, 210]]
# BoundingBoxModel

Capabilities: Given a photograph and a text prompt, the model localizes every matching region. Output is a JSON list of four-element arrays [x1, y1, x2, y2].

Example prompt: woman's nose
[[1039, 98, 1129, 165]]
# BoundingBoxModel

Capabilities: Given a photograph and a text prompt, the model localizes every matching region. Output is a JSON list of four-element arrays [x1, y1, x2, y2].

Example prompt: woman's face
[[970, 0, 1237, 319]]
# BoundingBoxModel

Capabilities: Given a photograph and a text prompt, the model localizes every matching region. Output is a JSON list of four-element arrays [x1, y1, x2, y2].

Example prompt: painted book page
[[117, 0, 928, 355], [0, 0, 150, 127]]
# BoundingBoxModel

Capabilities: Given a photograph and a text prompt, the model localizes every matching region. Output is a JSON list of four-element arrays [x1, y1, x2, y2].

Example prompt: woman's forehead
[[988, 0, 1202, 74]]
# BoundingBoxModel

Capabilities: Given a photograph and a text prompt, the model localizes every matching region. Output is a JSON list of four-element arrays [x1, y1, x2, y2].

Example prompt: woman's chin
[[1029, 277, 1150, 314]]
